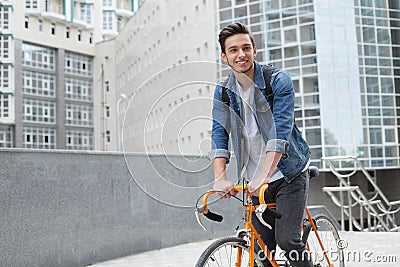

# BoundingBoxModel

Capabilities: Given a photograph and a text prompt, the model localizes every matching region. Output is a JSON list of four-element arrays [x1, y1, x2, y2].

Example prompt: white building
[[0, 0, 138, 149], [94, 0, 217, 153]]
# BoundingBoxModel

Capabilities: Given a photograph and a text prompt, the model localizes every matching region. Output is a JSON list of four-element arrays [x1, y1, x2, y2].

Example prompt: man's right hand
[[213, 178, 238, 198]]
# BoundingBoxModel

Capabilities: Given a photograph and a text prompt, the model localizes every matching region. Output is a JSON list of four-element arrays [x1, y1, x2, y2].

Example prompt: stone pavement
[[88, 232, 400, 267]]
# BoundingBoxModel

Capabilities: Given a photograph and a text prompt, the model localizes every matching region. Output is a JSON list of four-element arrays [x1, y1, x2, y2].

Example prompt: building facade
[[217, 0, 400, 169], [0, 0, 139, 150], [94, 0, 217, 153]]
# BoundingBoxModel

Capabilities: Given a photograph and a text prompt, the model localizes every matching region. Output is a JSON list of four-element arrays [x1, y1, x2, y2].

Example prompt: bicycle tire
[[195, 236, 265, 267], [306, 215, 345, 267]]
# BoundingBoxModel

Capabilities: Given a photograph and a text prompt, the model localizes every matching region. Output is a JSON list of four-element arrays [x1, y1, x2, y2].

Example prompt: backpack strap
[[221, 78, 230, 106], [262, 64, 275, 111]]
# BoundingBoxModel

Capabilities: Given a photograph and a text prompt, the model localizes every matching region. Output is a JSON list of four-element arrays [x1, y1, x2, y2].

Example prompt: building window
[[23, 127, 56, 149], [77, 30, 82, 41], [106, 106, 110, 117], [66, 27, 70, 38], [51, 23, 55, 35], [64, 52, 93, 76], [66, 108, 73, 120], [106, 130, 111, 143], [0, 126, 12, 147], [80, 3, 93, 25], [0, 64, 11, 89], [81, 110, 89, 121], [117, 16, 123, 31], [25, 0, 39, 9], [66, 129, 93, 150], [22, 43, 55, 70], [105, 81, 109, 92], [0, 35, 10, 60], [102, 0, 113, 7], [89, 32, 93, 44], [0, 7, 11, 31], [23, 70, 56, 97], [25, 16, 29, 29], [65, 78, 92, 101], [384, 127, 396, 144], [38, 19, 43, 31], [65, 103, 93, 127], [23, 98, 56, 124], [102, 11, 113, 30], [0, 94, 10, 118]]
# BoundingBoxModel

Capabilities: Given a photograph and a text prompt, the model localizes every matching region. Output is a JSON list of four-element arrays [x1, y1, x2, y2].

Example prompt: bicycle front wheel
[[195, 236, 264, 267], [307, 215, 345, 267]]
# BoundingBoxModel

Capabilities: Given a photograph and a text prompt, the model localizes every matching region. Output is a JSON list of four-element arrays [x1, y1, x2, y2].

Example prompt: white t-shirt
[[236, 80, 284, 183]]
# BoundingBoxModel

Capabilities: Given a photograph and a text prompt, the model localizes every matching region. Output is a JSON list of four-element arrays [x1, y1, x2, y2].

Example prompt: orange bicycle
[[195, 167, 345, 267]]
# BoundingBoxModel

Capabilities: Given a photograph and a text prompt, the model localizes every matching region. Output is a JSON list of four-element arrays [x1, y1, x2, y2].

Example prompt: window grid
[[0, 7, 11, 31], [0, 35, 11, 60], [23, 127, 56, 149], [217, 0, 399, 168], [102, 11, 114, 30], [65, 78, 93, 101], [352, 0, 399, 167], [65, 52, 93, 77], [22, 43, 55, 70], [0, 94, 10, 118], [0, 125, 12, 147], [23, 70, 56, 97], [80, 3, 93, 25], [66, 129, 93, 150], [102, 0, 113, 7], [25, 0, 39, 10], [65, 103, 93, 127], [0, 64, 10, 89], [23, 98, 56, 124]]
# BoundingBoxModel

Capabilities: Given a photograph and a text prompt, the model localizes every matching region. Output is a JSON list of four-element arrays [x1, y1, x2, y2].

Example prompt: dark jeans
[[252, 170, 312, 267]]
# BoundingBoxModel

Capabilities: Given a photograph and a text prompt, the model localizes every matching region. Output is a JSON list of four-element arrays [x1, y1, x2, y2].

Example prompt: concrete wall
[[0, 149, 241, 267], [1, 149, 400, 266]]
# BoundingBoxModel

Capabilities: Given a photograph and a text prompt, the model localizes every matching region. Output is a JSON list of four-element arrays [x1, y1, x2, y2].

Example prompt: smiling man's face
[[221, 33, 257, 74]]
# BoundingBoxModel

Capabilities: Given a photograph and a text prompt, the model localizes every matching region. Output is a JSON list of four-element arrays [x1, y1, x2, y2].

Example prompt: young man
[[207, 22, 312, 267]]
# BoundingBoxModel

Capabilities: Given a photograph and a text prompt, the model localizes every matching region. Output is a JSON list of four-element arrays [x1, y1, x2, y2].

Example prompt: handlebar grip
[[265, 207, 282, 219], [204, 210, 223, 222], [309, 166, 319, 178]]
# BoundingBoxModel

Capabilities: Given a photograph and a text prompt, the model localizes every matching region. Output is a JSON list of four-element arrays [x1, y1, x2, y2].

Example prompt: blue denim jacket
[[207, 61, 310, 183]]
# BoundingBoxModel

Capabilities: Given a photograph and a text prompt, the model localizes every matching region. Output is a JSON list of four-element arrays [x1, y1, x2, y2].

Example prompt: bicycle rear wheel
[[195, 236, 264, 267], [307, 215, 345, 267]]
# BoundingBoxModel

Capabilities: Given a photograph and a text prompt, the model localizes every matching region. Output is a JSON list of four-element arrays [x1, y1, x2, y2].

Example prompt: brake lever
[[195, 206, 208, 231], [255, 204, 272, 229]]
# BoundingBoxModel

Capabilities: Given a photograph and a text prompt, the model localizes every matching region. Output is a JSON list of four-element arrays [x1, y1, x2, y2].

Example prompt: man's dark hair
[[218, 22, 255, 54]]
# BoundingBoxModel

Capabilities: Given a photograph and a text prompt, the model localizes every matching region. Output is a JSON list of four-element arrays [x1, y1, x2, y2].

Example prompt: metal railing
[[321, 155, 400, 232]]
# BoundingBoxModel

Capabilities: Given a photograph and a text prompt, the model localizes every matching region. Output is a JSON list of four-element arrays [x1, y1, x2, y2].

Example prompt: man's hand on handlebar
[[213, 178, 238, 198], [248, 176, 270, 195]]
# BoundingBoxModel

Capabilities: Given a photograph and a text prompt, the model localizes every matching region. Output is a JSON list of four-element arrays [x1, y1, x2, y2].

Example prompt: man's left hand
[[248, 176, 270, 195]]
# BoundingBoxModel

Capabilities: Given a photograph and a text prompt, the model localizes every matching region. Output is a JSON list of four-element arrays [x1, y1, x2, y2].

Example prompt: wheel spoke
[[306, 215, 345, 267], [195, 237, 264, 267]]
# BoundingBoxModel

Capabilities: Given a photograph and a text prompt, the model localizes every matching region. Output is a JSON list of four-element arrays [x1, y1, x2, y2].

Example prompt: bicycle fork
[[236, 221, 280, 267]]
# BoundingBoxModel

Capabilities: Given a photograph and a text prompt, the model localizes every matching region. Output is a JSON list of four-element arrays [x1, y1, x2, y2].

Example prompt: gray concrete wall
[[0, 149, 242, 267], [1, 149, 400, 266]]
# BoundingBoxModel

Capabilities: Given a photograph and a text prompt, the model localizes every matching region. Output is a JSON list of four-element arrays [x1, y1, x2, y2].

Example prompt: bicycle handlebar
[[200, 184, 268, 207], [196, 183, 281, 230], [196, 167, 318, 229]]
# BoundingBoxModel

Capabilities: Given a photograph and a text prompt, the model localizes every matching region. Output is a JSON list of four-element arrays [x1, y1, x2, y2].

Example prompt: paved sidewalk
[[89, 232, 400, 267]]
